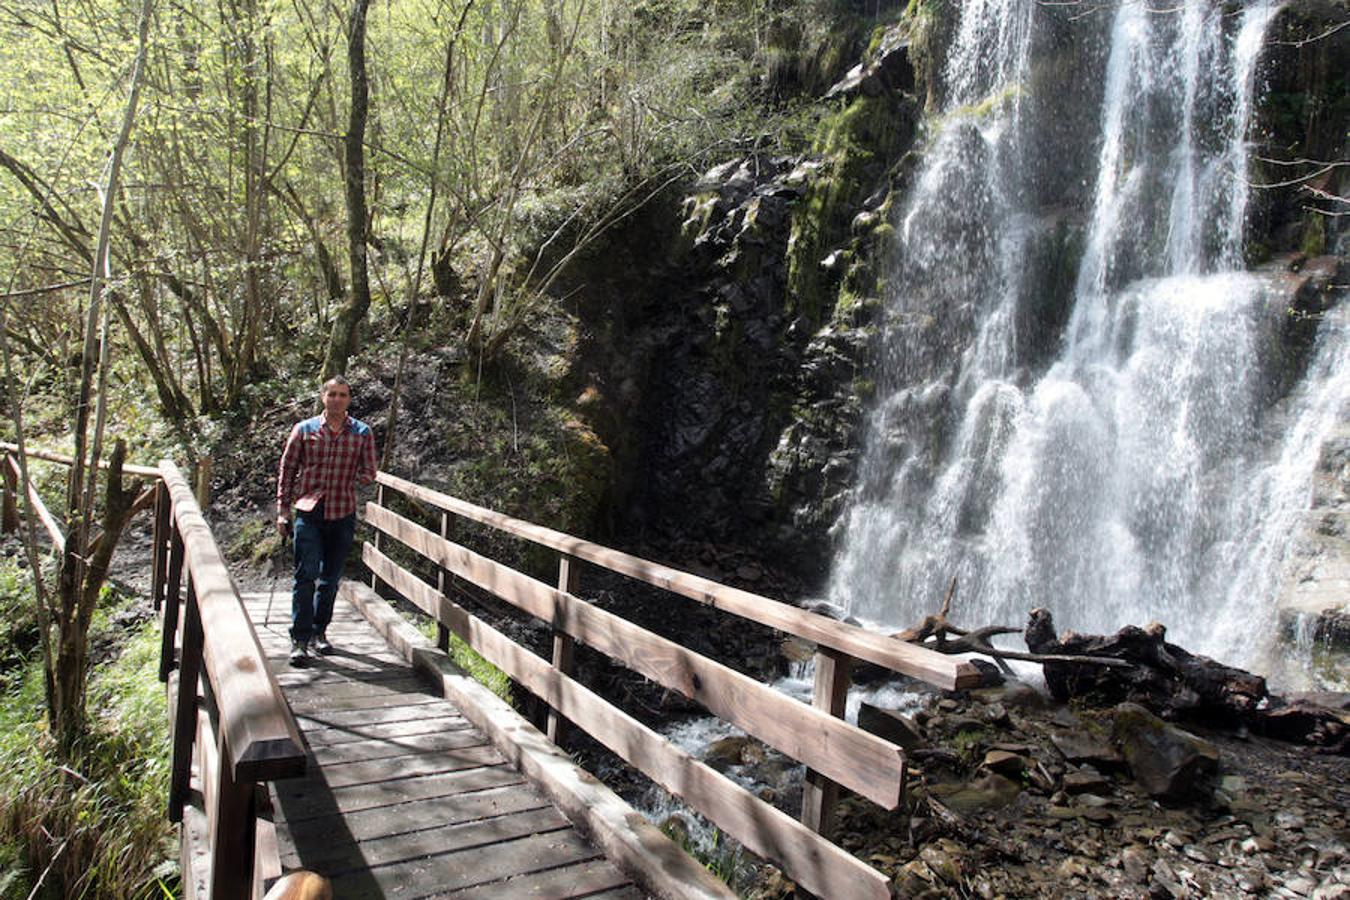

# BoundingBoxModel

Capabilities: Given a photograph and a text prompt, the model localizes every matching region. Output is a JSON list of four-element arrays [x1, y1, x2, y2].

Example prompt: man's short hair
[[322, 375, 351, 393]]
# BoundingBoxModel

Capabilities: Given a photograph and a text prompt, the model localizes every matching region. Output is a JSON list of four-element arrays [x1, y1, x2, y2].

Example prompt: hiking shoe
[[289, 640, 310, 666], [313, 632, 333, 655]]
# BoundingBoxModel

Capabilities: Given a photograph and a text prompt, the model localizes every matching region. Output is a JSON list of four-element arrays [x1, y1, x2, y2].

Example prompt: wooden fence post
[[800, 647, 853, 838], [194, 455, 212, 510], [169, 578, 204, 823], [547, 554, 579, 744], [1, 454, 17, 534], [208, 732, 258, 900], [436, 511, 451, 652], [150, 481, 169, 611], [371, 482, 386, 591], [160, 524, 185, 683]]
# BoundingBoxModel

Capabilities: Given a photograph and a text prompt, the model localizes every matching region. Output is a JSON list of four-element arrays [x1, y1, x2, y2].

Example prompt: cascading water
[[829, 0, 1347, 679]]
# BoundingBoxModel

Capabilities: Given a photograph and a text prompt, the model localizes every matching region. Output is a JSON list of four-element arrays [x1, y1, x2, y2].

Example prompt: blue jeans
[[291, 511, 356, 643]]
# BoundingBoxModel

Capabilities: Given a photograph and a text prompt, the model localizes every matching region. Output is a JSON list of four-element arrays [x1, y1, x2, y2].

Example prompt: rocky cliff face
[[566, 1, 1348, 612]]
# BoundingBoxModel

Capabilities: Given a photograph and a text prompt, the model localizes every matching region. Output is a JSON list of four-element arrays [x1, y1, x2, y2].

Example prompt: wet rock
[[972, 679, 1050, 710], [857, 703, 928, 753], [893, 860, 941, 898], [1237, 868, 1269, 892], [1114, 702, 1220, 801], [824, 23, 915, 100], [1285, 874, 1319, 896], [1275, 810, 1307, 831], [930, 772, 1023, 813], [704, 735, 758, 771], [919, 841, 963, 884], [982, 702, 1011, 727], [981, 749, 1028, 777], [1051, 730, 1124, 768], [1121, 845, 1152, 882], [1243, 835, 1277, 855], [1063, 766, 1112, 794], [1151, 858, 1186, 898]]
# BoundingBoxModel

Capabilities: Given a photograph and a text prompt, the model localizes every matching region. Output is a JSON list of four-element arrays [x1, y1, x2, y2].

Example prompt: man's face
[[322, 382, 352, 420]]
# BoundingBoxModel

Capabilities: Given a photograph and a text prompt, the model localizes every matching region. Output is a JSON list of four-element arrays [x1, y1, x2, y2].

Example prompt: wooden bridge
[[3, 446, 980, 900]]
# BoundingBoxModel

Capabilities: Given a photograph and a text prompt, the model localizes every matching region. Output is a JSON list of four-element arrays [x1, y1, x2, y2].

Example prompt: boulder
[[858, 703, 928, 753], [1112, 702, 1219, 801]]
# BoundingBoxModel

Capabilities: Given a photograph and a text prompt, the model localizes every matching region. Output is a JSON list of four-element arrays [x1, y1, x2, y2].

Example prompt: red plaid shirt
[[276, 415, 378, 520]]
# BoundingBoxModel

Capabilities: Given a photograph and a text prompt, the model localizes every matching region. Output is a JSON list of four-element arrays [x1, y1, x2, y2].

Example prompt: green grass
[[0, 568, 176, 900], [415, 616, 513, 703]]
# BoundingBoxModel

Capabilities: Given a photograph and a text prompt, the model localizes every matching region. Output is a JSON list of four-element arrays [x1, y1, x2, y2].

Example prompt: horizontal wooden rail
[[364, 543, 892, 900], [365, 503, 906, 807], [2, 453, 65, 548], [375, 471, 979, 690], [0, 440, 162, 478]]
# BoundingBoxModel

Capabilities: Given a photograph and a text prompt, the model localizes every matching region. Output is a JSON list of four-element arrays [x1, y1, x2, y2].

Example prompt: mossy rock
[[786, 93, 917, 326]]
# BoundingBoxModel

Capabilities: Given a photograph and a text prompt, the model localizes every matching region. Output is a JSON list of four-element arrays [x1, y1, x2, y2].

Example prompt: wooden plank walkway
[[241, 591, 644, 900]]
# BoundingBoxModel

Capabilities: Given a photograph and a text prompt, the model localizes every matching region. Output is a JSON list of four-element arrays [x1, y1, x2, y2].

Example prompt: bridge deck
[[242, 591, 642, 900]]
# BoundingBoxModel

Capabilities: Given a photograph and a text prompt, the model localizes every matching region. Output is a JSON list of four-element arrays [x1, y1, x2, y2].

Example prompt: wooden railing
[[152, 461, 307, 900], [367, 471, 981, 900], [1, 446, 306, 900]]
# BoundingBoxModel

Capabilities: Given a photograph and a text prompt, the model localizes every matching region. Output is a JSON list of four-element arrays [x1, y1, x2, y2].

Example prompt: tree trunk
[[323, 0, 372, 379], [52, 0, 155, 754]]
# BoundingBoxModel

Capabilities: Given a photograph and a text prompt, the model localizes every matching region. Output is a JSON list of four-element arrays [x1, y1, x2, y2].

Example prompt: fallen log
[[1024, 608, 1267, 724], [891, 583, 1128, 674]]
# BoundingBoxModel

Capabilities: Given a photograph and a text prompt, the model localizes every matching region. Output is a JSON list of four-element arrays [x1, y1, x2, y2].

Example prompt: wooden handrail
[[0, 440, 162, 478], [375, 470, 980, 690], [364, 473, 967, 900], [158, 460, 306, 780]]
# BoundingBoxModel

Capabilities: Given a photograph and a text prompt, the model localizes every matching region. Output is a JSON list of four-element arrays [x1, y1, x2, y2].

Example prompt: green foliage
[[659, 818, 741, 886], [0, 559, 40, 675], [950, 725, 991, 767], [415, 617, 514, 703], [0, 621, 174, 899], [227, 518, 285, 567]]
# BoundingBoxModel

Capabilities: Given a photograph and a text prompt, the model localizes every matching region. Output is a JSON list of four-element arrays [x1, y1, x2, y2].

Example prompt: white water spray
[[829, 0, 1345, 678]]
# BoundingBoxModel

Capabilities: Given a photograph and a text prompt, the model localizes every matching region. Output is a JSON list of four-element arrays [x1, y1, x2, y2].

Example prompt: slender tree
[[324, 0, 373, 378], [48, 0, 156, 753]]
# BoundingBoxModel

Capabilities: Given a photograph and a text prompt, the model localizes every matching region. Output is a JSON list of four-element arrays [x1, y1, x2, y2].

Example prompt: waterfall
[[828, 0, 1346, 678]]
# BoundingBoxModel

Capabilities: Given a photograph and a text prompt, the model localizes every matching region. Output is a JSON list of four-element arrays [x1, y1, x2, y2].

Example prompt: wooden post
[[208, 731, 258, 900], [436, 510, 450, 652], [194, 455, 212, 509], [169, 579, 204, 823], [547, 554, 579, 744], [160, 525, 186, 683], [1, 454, 17, 534], [800, 647, 853, 838], [150, 481, 169, 611], [371, 482, 386, 590]]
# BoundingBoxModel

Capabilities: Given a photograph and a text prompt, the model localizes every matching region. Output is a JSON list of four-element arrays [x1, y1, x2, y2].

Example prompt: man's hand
[[276, 516, 292, 540]]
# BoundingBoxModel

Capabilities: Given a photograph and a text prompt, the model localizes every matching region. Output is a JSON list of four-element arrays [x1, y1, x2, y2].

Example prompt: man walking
[[276, 375, 378, 665]]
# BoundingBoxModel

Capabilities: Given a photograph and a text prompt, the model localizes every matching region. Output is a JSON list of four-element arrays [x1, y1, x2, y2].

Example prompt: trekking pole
[[264, 521, 291, 626]]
